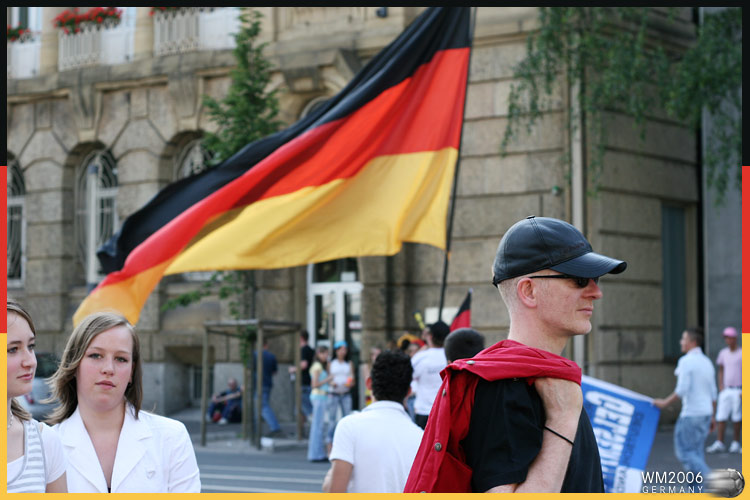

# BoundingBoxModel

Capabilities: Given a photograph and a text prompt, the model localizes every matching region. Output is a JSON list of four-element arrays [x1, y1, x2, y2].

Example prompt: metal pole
[[200, 329, 209, 447], [294, 327, 302, 441], [254, 324, 264, 450], [438, 7, 477, 318], [242, 347, 250, 440]]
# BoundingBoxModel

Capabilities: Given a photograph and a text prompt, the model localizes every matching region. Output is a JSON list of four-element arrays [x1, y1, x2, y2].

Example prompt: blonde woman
[[47, 311, 201, 493], [6, 300, 67, 493]]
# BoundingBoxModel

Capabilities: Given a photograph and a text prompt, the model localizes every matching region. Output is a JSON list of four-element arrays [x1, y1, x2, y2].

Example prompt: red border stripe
[[742, 165, 749, 333]]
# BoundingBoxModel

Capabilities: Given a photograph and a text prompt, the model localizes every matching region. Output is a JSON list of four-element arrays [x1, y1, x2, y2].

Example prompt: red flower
[[52, 6, 121, 33]]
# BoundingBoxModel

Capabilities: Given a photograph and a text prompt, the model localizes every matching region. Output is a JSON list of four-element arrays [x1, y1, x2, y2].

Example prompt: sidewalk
[[171, 406, 307, 455]]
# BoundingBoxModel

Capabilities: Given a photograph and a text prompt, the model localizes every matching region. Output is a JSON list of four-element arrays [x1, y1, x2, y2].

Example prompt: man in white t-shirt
[[706, 326, 742, 454], [323, 350, 423, 493], [411, 321, 449, 429]]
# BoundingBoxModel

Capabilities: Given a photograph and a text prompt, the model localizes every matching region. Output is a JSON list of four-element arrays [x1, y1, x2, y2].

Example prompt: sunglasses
[[528, 274, 599, 288]]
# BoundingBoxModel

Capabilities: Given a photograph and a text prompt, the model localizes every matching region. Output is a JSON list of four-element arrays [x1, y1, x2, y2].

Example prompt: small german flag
[[450, 289, 471, 332], [74, 7, 472, 326]]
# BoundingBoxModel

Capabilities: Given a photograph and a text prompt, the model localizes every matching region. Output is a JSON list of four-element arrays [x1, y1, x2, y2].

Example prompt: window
[[7, 159, 26, 287], [75, 149, 119, 285], [312, 258, 359, 283], [662, 205, 687, 359], [174, 137, 212, 179], [9, 7, 41, 32]]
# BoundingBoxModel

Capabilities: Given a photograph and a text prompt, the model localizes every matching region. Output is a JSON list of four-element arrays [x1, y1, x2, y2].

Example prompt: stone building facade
[[6, 7, 740, 422]]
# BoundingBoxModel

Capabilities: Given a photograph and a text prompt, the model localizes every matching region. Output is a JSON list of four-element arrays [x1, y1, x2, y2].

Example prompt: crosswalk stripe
[[202, 484, 303, 493], [199, 464, 325, 476], [200, 473, 323, 484]]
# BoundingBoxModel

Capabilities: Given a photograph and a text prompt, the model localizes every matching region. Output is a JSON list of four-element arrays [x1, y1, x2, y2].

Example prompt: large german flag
[[75, 7, 472, 326]]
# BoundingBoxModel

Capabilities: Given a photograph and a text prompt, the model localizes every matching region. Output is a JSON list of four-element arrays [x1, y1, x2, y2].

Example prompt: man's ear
[[365, 376, 372, 391], [517, 277, 538, 308]]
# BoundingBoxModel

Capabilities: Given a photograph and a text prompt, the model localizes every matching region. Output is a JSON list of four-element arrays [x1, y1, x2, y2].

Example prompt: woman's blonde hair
[[46, 311, 143, 424], [7, 299, 35, 421]]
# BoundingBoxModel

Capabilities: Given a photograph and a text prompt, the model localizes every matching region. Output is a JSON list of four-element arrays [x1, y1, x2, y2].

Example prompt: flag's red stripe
[[743, 165, 749, 333], [450, 310, 471, 331], [243, 48, 469, 205], [93, 48, 469, 290], [1, 165, 7, 330]]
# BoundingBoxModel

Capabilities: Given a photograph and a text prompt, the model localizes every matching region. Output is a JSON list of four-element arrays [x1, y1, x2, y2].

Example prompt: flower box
[[53, 7, 122, 35], [7, 25, 31, 42]]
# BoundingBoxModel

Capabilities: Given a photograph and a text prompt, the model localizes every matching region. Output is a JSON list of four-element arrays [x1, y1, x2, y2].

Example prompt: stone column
[[39, 7, 66, 75], [133, 7, 154, 61]]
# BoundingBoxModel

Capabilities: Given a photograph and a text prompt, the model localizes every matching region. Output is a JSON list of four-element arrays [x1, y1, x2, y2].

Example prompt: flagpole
[[438, 7, 477, 320]]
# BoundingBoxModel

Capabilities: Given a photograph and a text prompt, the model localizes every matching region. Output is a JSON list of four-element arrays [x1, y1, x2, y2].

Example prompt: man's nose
[[586, 279, 603, 299]]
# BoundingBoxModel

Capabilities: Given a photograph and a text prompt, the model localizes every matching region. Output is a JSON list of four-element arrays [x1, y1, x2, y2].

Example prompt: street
[[195, 447, 329, 493], [187, 419, 742, 493]]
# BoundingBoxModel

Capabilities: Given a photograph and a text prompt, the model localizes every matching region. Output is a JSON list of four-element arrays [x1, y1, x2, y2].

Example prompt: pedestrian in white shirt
[[47, 312, 201, 493], [323, 350, 423, 492], [654, 327, 717, 483], [411, 321, 449, 429]]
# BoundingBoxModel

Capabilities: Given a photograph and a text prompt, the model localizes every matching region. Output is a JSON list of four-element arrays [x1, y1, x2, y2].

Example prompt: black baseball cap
[[492, 216, 627, 285]]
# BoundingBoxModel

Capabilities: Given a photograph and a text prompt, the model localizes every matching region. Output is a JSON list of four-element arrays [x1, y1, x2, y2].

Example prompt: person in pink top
[[706, 326, 742, 454]]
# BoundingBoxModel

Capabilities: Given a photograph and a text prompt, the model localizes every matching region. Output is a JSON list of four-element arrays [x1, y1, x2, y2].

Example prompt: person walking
[[706, 326, 742, 454], [405, 215, 627, 493], [299, 330, 315, 419], [654, 327, 717, 482], [323, 350, 423, 492], [327, 340, 354, 446], [254, 340, 283, 437], [6, 300, 67, 493], [48, 312, 200, 493], [410, 321, 449, 429], [307, 345, 333, 462]]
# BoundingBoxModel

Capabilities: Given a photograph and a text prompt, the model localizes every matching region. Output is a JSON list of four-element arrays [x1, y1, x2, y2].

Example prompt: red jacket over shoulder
[[403, 339, 581, 493]]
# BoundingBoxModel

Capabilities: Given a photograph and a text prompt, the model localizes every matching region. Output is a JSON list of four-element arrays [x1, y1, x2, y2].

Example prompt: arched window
[[7, 159, 26, 287], [75, 149, 119, 285], [173, 137, 212, 179]]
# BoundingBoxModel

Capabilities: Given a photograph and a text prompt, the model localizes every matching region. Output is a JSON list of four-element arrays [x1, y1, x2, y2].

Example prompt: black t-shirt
[[462, 377, 604, 493], [301, 345, 315, 386]]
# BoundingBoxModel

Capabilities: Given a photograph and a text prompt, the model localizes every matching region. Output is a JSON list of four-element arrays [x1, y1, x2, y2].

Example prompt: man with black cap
[[411, 320, 449, 429], [405, 216, 626, 493]]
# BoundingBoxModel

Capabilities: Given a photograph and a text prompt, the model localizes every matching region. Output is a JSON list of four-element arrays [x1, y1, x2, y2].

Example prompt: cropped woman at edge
[[6, 300, 67, 493]]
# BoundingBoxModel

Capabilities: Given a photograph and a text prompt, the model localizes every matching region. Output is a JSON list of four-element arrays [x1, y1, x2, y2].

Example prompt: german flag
[[75, 7, 472, 326], [449, 289, 471, 332]]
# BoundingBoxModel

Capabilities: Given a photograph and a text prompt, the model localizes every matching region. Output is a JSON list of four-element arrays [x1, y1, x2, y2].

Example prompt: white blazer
[[54, 404, 201, 493]]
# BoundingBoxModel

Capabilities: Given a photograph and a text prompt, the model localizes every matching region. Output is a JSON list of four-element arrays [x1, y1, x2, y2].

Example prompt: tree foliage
[[162, 8, 282, 350], [501, 7, 741, 204], [201, 8, 282, 165]]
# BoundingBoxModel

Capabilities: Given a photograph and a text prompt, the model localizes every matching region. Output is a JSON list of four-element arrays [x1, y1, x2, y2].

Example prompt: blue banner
[[581, 375, 661, 493]]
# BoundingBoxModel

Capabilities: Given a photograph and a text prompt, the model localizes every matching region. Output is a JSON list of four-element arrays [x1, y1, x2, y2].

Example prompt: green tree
[[163, 8, 282, 346], [501, 7, 741, 204]]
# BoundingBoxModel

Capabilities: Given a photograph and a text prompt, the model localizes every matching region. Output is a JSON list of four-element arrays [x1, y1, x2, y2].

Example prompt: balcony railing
[[153, 7, 239, 56], [58, 10, 135, 72], [7, 33, 41, 79]]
